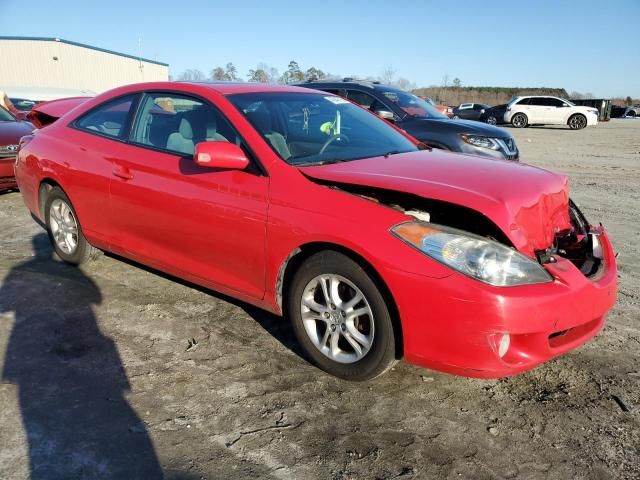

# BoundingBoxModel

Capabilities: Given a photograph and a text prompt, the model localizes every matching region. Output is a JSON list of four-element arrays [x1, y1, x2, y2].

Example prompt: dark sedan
[[301, 80, 518, 160], [0, 106, 33, 191], [479, 104, 508, 125], [452, 103, 491, 121]]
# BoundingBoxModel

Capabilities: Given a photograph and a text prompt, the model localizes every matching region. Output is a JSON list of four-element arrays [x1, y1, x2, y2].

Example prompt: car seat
[[166, 107, 229, 154], [246, 109, 291, 160]]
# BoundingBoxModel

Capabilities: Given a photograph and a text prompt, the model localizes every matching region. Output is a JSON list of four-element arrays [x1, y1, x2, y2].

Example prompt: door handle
[[112, 167, 133, 180]]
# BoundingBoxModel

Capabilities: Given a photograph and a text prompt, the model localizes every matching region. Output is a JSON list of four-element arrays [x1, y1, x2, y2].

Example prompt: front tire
[[45, 187, 98, 265], [486, 115, 497, 125], [511, 112, 528, 128], [287, 251, 397, 381], [568, 114, 587, 130]]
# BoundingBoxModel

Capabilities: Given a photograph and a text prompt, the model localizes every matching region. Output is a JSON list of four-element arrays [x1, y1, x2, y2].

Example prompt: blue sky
[[2, 0, 639, 97]]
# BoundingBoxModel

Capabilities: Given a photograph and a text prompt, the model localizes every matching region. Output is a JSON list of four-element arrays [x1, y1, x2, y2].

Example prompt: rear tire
[[44, 187, 98, 265], [511, 113, 528, 128], [568, 114, 587, 130], [287, 251, 397, 381]]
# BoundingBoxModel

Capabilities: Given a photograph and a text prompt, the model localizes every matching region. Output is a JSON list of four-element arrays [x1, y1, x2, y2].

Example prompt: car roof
[[295, 79, 392, 90], [103, 81, 325, 97], [178, 81, 314, 95], [517, 95, 561, 99]]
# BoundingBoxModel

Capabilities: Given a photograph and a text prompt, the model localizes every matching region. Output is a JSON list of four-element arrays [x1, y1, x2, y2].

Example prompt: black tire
[[44, 187, 98, 265], [287, 251, 397, 381], [568, 114, 587, 130], [511, 112, 528, 128], [486, 115, 497, 125]]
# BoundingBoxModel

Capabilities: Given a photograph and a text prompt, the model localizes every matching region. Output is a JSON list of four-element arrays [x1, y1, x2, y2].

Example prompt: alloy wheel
[[49, 198, 79, 254], [300, 274, 374, 364], [569, 115, 586, 129], [512, 113, 527, 128]]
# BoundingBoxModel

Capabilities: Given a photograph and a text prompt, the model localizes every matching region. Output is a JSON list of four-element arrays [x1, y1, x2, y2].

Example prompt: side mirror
[[374, 109, 395, 121], [194, 141, 249, 170]]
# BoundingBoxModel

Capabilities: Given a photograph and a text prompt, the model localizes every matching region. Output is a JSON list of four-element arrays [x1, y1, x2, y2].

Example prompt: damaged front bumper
[[382, 226, 617, 378]]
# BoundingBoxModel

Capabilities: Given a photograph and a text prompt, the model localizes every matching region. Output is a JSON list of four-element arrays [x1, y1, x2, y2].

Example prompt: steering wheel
[[319, 134, 350, 155]]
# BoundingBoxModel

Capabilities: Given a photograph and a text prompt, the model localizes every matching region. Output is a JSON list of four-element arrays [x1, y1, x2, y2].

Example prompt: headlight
[[391, 222, 552, 287], [460, 134, 500, 150]]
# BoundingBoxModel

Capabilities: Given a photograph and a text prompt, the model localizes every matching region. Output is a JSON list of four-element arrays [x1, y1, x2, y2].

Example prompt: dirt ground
[[1, 119, 639, 480]]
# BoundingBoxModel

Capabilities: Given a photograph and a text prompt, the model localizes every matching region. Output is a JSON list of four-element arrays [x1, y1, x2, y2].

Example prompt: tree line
[[175, 60, 329, 84], [414, 85, 571, 106], [173, 64, 637, 107], [173, 61, 416, 89]]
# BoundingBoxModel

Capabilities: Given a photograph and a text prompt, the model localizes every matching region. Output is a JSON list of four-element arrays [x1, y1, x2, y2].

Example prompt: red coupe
[[15, 82, 617, 380]]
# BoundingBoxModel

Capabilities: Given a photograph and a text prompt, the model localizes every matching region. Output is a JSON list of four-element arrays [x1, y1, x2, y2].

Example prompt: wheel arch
[[38, 177, 65, 218], [277, 241, 404, 358]]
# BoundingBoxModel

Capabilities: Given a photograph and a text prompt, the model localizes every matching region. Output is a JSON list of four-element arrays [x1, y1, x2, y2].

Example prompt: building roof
[[0, 36, 168, 67]]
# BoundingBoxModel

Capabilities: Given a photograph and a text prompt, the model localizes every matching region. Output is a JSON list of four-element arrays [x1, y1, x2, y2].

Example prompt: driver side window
[[130, 93, 238, 156], [546, 98, 564, 108]]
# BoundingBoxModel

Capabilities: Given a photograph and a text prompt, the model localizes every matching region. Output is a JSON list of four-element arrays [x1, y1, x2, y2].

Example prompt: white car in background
[[504, 96, 599, 130]]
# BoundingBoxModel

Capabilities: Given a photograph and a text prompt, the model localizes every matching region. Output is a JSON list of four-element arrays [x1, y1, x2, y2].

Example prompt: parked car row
[[8, 80, 616, 382], [448, 96, 600, 130], [300, 80, 519, 160]]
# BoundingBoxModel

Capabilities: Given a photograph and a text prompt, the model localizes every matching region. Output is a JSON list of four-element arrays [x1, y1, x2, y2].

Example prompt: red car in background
[[0, 105, 33, 191], [15, 82, 617, 381], [419, 96, 453, 117]]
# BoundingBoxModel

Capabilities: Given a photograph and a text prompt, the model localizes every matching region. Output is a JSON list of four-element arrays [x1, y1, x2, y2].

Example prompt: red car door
[[55, 94, 139, 248], [108, 92, 269, 299]]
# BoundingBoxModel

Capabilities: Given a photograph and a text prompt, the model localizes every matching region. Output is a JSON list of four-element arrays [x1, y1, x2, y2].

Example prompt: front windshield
[[379, 89, 447, 119], [227, 92, 418, 166], [0, 105, 16, 122]]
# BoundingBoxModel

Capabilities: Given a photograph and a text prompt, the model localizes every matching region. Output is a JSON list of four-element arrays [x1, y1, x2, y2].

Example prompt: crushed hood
[[27, 96, 91, 128], [299, 151, 572, 257]]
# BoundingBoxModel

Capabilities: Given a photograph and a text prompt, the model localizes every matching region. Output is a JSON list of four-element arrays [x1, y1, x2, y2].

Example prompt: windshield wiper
[[383, 150, 401, 158], [293, 158, 347, 167]]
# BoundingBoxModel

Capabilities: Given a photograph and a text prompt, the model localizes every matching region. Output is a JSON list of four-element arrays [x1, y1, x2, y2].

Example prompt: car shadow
[[103, 251, 306, 360], [0, 233, 164, 479]]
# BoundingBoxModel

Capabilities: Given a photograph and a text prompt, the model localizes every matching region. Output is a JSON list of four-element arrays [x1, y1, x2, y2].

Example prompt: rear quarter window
[[74, 94, 138, 139]]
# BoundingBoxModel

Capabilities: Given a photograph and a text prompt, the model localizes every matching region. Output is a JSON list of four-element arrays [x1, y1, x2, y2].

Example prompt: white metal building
[[0, 36, 169, 94]]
